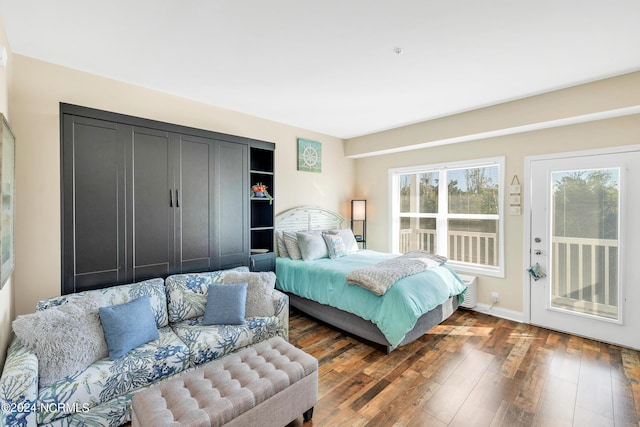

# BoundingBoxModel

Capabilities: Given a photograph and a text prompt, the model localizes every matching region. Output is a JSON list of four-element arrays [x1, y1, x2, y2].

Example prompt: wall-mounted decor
[[297, 138, 322, 173], [509, 175, 521, 215], [0, 113, 15, 288]]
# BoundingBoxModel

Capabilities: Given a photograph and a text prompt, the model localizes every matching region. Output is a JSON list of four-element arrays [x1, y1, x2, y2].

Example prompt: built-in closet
[[61, 104, 275, 295]]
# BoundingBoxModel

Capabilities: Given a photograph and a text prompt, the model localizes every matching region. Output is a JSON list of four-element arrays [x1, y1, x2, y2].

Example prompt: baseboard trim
[[461, 303, 525, 323]]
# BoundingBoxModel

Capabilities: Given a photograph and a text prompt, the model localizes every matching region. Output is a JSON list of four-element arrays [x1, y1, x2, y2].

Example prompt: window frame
[[389, 156, 505, 278]]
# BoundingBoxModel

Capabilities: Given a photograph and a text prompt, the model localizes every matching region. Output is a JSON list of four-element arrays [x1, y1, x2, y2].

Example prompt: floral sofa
[[0, 267, 289, 427]]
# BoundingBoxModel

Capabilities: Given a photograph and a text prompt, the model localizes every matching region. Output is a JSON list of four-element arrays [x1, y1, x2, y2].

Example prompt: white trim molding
[[466, 304, 524, 324]]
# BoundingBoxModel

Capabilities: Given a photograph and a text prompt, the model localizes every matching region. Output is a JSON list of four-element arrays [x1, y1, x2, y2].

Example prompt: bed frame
[[275, 205, 459, 354]]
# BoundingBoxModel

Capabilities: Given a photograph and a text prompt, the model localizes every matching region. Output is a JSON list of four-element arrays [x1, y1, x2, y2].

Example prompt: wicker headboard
[[275, 205, 345, 233]]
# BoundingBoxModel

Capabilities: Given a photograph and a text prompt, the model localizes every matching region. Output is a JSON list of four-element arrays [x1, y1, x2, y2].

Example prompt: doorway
[[525, 146, 640, 349]]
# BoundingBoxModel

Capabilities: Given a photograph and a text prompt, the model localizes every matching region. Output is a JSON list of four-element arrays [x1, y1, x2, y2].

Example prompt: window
[[389, 157, 505, 277]]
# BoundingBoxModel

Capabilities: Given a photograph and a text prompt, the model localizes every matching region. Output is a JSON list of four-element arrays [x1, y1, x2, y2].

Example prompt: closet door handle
[[169, 189, 173, 207], [176, 189, 179, 208]]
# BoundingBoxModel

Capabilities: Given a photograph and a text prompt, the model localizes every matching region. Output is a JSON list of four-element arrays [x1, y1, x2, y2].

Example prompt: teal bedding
[[275, 250, 467, 347]]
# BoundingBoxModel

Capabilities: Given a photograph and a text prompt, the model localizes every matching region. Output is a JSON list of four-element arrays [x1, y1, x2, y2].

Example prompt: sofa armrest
[[0, 338, 39, 427], [272, 289, 289, 341]]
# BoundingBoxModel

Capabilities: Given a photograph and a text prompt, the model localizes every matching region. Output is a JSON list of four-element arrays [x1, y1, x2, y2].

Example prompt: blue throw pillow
[[202, 283, 247, 325], [99, 296, 159, 360]]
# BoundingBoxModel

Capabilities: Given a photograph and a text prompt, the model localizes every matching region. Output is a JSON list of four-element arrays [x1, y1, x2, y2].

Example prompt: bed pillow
[[202, 283, 247, 325], [297, 230, 329, 261], [330, 228, 359, 253], [275, 231, 290, 257], [12, 294, 108, 386], [99, 296, 160, 360], [223, 271, 276, 317], [323, 233, 348, 259], [283, 231, 303, 260]]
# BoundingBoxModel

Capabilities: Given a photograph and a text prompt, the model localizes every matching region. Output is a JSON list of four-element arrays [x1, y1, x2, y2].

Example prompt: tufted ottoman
[[131, 337, 318, 427]]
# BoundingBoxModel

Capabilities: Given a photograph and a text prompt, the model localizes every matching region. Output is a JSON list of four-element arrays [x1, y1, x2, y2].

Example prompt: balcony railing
[[550, 236, 618, 319], [399, 229, 497, 266], [399, 229, 619, 319]]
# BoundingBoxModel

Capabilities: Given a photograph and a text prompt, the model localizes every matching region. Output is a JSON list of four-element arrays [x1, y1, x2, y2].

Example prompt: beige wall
[[10, 54, 355, 317], [348, 72, 640, 314], [0, 17, 13, 370]]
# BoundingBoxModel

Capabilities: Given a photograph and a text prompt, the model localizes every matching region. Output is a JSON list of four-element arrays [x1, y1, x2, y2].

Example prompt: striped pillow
[[283, 231, 302, 260], [276, 231, 289, 258]]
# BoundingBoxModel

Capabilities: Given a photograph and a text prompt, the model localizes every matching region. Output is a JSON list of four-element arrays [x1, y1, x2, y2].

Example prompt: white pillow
[[330, 228, 359, 253], [296, 230, 328, 261]]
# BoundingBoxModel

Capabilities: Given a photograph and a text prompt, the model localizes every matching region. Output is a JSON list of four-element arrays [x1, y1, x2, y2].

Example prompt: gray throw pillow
[[296, 230, 328, 261], [12, 294, 108, 387], [223, 271, 276, 317]]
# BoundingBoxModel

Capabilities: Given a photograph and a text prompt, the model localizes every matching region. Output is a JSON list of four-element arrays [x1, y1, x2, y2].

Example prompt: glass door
[[529, 149, 640, 349]]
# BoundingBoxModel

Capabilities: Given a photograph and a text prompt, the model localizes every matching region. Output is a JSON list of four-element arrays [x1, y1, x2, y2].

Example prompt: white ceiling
[[1, 0, 639, 139]]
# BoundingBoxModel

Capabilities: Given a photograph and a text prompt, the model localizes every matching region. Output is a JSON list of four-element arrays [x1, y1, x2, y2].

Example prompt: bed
[[274, 205, 467, 353]]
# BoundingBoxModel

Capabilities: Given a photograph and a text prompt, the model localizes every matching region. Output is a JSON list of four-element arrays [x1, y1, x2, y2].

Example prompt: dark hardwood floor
[[286, 308, 640, 427]]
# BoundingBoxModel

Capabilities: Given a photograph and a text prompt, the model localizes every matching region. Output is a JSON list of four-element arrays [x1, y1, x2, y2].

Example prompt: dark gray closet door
[[176, 134, 216, 273], [128, 127, 175, 281], [62, 115, 126, 293], [215, 141, 249, 269]]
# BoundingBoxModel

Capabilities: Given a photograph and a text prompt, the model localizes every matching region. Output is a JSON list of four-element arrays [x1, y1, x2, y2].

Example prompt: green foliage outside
[[553, 169, 618, 240], [399, 166, 499, 216]]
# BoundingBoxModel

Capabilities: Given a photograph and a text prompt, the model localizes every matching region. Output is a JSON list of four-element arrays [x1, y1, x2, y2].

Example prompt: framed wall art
[[297, 138, 322, 173], [0, 113, 15, 289]]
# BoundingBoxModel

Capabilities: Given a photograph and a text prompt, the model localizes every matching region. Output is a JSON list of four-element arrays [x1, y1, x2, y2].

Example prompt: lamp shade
[[351, 200, 366, 221]]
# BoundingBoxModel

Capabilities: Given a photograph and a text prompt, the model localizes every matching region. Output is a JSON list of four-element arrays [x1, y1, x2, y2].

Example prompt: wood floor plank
[[489, 400, 535, 427], [575, 348, 614, 421], [573, 406, 615, 427], [513, 346, 553, 413], [531, 375, 576, 427], [402, 410, 449, 427], [449, 370, 511, 427], [357, 368, 420, 420], [500, 334, 533, 379], [421, 348, 495, 423], [611, 369, 640, 427], [546, 331, 581, 384], [382, 374, 441, 426]]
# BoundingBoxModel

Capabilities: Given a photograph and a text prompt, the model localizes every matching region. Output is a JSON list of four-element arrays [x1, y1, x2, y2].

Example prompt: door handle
[[169, 189, 173, 207], [176, 189, 179, 208]]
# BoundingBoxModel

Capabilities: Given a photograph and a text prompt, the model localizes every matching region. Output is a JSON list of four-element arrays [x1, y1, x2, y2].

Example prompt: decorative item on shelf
[[351, 199, 367, 249], [251, 182, 273, 204]]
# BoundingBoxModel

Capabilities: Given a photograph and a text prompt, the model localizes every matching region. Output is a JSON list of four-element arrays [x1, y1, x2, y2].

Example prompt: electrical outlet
[[491, 292, 499, 303]]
